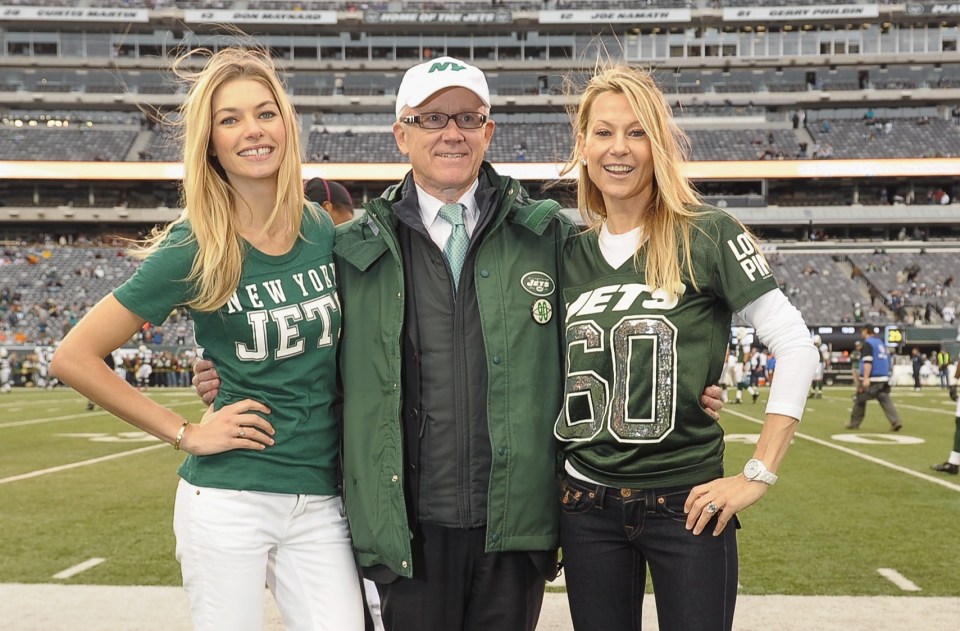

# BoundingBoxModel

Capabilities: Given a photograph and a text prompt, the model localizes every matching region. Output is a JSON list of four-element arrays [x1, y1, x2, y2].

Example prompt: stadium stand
[[0, 241, 193, 348], [0, 0, 959, 362], [807, 117, 959, 159], [0, 128, 139, 162], [770, 252, 888, 325]]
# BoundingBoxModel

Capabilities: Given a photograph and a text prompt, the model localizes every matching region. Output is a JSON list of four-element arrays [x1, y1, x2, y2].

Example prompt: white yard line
[[52, 558, 106, 580], [876, 568, 922, 592], [0, 398, 89, 411], [725, 409, 960, 493], [0, 400, 202, 429], [0, 444, 167, 485], [894, 402, 956, 415], [0, 412, 103, 429], [820, 395, 955, 416]]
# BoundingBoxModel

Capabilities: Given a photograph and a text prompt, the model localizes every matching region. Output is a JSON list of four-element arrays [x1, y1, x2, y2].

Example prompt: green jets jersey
[[556, 207, 778, 488], [114, 205, 342, 496]]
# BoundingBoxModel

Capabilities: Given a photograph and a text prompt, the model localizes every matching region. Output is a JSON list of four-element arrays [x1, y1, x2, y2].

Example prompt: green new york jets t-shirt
[[556, 207, 779, 488], [114, 206, 341, 495]]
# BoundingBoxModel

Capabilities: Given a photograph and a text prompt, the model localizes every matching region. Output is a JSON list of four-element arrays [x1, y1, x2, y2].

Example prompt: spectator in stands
[[555, 64, 817, 631], [305, 177, 355, 226], [931, 362, 960, 475], [49, 46, 363, 631], [174, 320, 188, 345], [847, 327, 903, 431], [943, 302, 956, 324]]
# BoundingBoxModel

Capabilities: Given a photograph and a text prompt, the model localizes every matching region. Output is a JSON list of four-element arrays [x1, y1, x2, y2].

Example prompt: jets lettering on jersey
[[224, 262, 340, 361], [565, 283, 682, 322], [726, 233, 771, 282]]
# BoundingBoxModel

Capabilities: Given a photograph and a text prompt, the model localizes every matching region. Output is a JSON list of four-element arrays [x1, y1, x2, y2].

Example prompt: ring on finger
[[238, 427, 246, 438], [706, 502, 719, 514]]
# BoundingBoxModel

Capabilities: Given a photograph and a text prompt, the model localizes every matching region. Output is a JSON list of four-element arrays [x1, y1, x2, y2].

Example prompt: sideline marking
[[0, 444, 167, 485], [0, 400, 202, 429], [896, 403, 955, 415], [725, 409, 960, 493], [820, 395, 954, 416], [53, 558, 106, 580], [877, 568, 921, 592], [57, 432, 161, 444]]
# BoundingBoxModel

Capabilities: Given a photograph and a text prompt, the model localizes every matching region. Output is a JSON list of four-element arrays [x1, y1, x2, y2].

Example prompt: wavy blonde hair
[[139, 46, 305, 312], [561, 65, 703, 298]]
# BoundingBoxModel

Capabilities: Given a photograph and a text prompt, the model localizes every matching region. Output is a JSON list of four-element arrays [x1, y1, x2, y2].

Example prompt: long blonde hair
[[140, 46, 305, 312], [561, 65, 702, 297]]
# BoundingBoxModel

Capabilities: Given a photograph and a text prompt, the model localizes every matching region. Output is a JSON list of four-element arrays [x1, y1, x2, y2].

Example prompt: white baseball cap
[[395, 56, 491, 118]]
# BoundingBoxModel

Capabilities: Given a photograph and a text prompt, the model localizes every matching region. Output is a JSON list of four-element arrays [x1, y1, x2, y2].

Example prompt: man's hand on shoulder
[[192, 358, 220, 406]]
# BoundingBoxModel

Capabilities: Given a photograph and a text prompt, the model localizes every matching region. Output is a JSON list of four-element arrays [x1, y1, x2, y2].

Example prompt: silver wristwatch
[[743, 458, 778, 485]]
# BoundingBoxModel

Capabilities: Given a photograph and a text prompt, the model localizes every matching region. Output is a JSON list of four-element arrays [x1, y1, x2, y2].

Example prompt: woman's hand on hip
[[683, 475, 769, 536], [179, 400, 274, 455]]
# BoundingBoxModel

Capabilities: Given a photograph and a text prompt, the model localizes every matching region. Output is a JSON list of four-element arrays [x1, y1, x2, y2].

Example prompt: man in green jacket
[[334, 57, 573, 631]]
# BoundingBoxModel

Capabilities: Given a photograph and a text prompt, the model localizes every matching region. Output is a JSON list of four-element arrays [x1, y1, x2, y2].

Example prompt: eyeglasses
[[400, 112, 488, 130]]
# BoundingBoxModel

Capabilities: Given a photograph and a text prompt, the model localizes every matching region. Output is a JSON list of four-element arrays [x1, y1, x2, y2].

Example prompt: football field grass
[[1, 385, 958, 597]]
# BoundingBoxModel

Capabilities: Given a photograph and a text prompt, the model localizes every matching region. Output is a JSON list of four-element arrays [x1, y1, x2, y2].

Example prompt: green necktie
[[438, 203, 469, 290]]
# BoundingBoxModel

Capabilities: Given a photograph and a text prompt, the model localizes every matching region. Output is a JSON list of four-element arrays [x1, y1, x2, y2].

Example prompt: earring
[[580, 158, 587, 166]]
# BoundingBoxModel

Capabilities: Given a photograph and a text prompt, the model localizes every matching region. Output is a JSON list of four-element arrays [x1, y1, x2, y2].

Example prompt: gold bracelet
[[173, 421, 190, 451]]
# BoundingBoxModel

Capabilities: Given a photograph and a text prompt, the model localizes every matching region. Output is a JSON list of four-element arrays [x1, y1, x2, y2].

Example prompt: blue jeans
[[559, 476, 739, 631]]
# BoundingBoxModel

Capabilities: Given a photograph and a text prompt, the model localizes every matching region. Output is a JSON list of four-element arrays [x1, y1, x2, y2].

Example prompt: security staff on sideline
[[847, 326, 903, 431]]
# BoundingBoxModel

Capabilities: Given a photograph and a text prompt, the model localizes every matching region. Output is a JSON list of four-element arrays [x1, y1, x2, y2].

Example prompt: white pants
[[173, 479, 363, 631]]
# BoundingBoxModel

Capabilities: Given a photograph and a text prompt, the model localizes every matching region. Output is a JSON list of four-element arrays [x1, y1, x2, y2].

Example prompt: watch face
[[745, 460, 760, 478]]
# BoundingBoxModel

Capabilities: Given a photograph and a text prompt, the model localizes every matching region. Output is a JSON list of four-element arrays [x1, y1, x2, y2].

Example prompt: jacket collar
[[334, 162, 563, 270]]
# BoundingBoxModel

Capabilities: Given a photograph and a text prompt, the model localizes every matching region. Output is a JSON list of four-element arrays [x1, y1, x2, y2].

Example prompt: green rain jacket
[[333, 162, 574, 579]]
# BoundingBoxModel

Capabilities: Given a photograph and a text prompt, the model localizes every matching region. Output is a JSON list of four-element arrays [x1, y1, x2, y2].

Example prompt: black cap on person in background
[[305, 178, 353, 207]]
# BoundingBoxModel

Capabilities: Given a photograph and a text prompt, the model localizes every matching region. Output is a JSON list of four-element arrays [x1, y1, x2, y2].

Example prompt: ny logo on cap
[[429, 62, 467, 73]]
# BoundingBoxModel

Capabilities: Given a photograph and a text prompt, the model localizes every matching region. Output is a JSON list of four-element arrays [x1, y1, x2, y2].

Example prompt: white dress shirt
[[415, 179, 481, 251]]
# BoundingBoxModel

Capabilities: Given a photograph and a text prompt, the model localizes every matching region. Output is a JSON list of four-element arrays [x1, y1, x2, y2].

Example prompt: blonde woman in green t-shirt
[[51, 47, 363, 631]]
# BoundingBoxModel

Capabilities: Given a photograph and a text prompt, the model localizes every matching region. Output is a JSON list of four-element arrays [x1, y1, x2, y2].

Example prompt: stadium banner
[[183, 10, 336, 25], [0, 6, 149, 22], [538, 9, 691, 24], [722, 5, 879, 22], [905, 3, 960, 15], [363, 11, 512, 24]]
